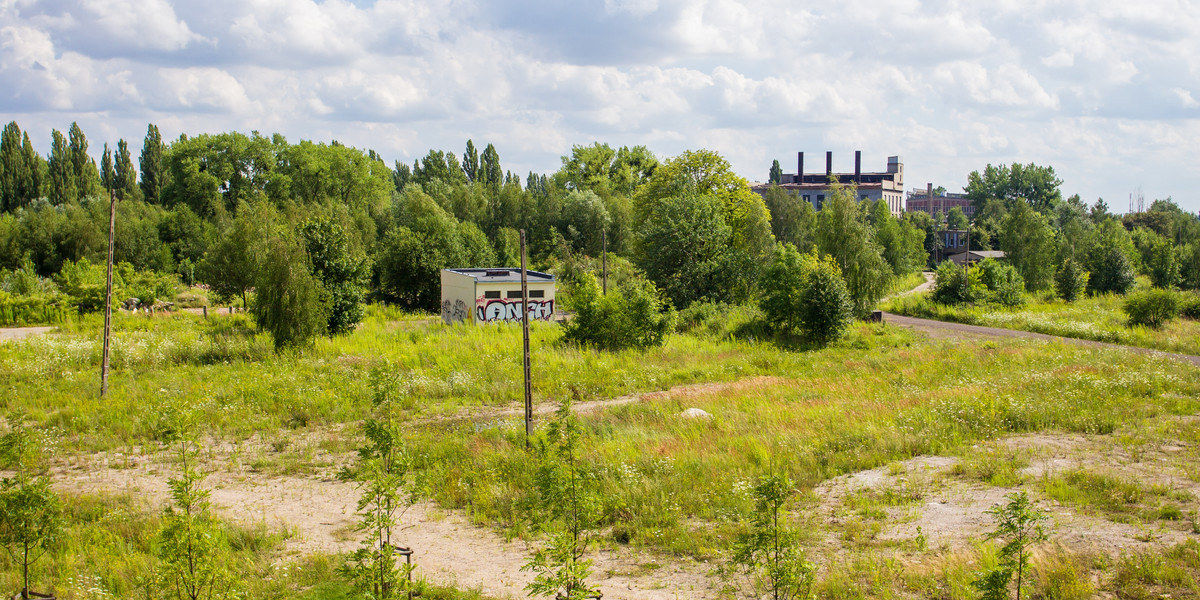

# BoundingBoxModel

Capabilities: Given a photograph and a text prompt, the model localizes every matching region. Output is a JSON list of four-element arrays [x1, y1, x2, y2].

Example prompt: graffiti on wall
[[441, 298, 470, 323], [475, 297, 555, 322]]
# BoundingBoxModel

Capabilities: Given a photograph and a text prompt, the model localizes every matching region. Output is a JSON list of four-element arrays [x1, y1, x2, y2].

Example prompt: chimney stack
[[797, 152, 804, 184], [854, 150, 861, 184], [825, 151, 833, 178]]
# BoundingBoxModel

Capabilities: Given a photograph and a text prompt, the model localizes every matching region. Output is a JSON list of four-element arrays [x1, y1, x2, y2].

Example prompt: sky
[[2, 0, 1199, 214]]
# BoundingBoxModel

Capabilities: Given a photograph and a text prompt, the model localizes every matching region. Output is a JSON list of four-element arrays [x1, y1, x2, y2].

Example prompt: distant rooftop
[[446, 268, 555, 283]]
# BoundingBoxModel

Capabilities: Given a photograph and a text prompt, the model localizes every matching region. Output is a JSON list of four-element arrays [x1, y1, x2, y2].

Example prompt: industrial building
[[440, 268, 556, 325], [754, 151, 905, 216], [907, 184, 975, 218]]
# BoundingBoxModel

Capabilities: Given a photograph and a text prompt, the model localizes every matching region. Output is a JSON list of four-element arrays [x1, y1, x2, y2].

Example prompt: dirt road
[[0, 325, 55, 342], [883, 312, 1200, 368]]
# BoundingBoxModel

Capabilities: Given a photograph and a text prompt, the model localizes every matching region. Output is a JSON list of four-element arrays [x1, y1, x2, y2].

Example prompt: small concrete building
[[440, 268, 556, 325]]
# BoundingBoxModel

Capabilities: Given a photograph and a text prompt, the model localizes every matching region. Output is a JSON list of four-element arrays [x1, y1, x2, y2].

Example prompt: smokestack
[[854, 150, 861, 184], [826, 151, 832, 178], [797, 152, 804, 184], [927, 182, 933, 216]]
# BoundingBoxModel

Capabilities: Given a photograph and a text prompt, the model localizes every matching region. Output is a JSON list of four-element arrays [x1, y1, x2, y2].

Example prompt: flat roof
[[445, 268, 555, 283]]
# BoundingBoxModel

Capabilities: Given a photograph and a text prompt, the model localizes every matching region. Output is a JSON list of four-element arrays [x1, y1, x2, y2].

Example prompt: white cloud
[[79, 0, 201, 51]]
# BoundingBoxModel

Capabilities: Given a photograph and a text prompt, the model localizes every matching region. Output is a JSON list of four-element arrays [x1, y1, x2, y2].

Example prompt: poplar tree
[[481, 143, 502, 188], [115, 139, 139, 200], [769, 159, 783, 184], [140, 123, 165, 203], [20, 133, 43, 204], [47, 129, 77, 205], [68, 122, 101, 199], [100, 143, 115, 192], [0, 122, 25, 212], [462, 139, 479, 183]]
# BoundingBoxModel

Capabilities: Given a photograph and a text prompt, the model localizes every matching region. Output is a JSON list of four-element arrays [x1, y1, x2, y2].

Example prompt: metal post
[[101, 190, 116, 397], [602, 229, 607, 296], [520, 230, 532, 449], [963, 228, 970, 298]]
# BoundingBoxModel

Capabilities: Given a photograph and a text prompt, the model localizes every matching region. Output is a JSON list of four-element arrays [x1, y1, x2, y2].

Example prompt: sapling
[[973, 491, 1049, 600], [156, 437, 236, 600], [339, 368, 419, 600], [0, 423, 62, 600], [730, 473, 814, 600], [522, 397, 601, 600]]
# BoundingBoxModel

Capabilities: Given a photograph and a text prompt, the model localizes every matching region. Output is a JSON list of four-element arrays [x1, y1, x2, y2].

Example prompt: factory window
[[484, 291, 500, 299], [530, 290, 545, 298], [507, 290, 523, 299]]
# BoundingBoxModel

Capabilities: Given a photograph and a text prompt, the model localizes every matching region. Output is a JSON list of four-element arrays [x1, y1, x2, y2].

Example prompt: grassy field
[[883, 286, 1200, 356], [4, 305, 1200, 598]]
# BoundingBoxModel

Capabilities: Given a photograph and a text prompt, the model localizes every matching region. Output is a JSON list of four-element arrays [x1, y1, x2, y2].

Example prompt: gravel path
[[883, 312, 1200, 368], [0, 326, 55, 341]]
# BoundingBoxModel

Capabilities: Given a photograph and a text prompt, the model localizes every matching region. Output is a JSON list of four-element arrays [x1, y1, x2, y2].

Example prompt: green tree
[[609, 145, 657, 196], [998, 200, 1056, 291], [200, 202, 274, 308], [481, 143, 502, 188], [731, 473, 815, 600], [0, 422, 62, 600], [558, 190, 611, 257], [462, 139, 479, 183], [47, 129, 77, 205], [815, 185, 892, 316], [1181, 242, 1200, 291], [759, 246, 853, 345], [1054, 258, 1088, 302], [635, 191, 743, 307], [0, 122, 30, 212], [973, 491, 1048, 600], [298, 216, 370, 335], [965, 162, 1063, 215], [100, 143, 115, 193], [523, 397, 602, 600], [140, 123, 166, 203], [68, 122, 101, 200], [768, 159, 783, 185], [252, 235, 329, 350], [932, 260, 985, 305], [1145, 233, 1180, 289], [946, 206, 968, 230], [339, 368, 419, 600], [764, 185, 816, 252], [977, 258, 1025, 307], [114, 139, 139, 201], [873, 200, 927, 275], [20, 133, 43, 205]]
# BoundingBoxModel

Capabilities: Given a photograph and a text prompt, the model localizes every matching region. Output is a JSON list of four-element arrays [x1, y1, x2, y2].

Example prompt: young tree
[[200, 201, 275, 309], [562, 272, 674, 350], [0, 422, 62, 600], [46, 129, 77, 205], [973, 491, 1048, 600], [1054, 258, 1088, 302], [768, 159, 783, 185], [1145, 234, 1180, 289], [481, 143, 502, 188], [101, 143, 115, 192], [67, 122, 101, 200], [523, 397, 601, 600], [156, 435, 237, 600], [114, 139, 140, 201], [946, 206, 969, 230], [462, 139, 479, 183], [635, 190, 743, 307], [731, 473, 815, 600], [764, 186, 816, 253], [339, 368, 420, 600]]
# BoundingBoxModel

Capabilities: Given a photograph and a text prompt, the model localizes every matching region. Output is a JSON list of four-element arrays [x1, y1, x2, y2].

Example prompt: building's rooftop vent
[[485, 269, 510, 277]]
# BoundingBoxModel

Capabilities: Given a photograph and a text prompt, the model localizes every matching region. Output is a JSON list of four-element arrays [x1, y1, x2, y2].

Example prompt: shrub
[[561, 273, 674, 351], [252, 237, 329, 350], [760, 245, 853, 345], [977, 259, 1025, 307], [1087, 246, 1136, 295], [1178, 293, 1200, 320], [1054, 259, 1089, 303], [1145, 235, 1180, 289], [932, 260, 984, 305], [1123, 289, 1179, 329]]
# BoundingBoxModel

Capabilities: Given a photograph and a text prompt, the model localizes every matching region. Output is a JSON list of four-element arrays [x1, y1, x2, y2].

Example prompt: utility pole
[[520, 229, 533, 449], [602, 229, 608, 296], [101, 189, 116, 397]]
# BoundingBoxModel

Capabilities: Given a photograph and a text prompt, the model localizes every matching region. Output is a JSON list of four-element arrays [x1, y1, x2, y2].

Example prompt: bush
[[932, 260, 984, 305], [1123, 289, 1179, 329], [977, 259, 1025, 307], [252, 237, 330, 350], [561, 273, 674, 351], [1054, 259, 1089, 303], [760, 245, 853, 345], [1087, 246, 1136, 295], [1179, 293, 1200, 320]]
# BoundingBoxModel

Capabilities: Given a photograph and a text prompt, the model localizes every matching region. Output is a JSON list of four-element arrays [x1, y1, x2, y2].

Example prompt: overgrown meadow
[[4, 306, 1200, 598]]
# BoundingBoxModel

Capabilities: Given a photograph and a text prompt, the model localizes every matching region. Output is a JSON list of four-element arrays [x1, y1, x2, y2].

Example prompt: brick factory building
[[906, 183, 975, 218]]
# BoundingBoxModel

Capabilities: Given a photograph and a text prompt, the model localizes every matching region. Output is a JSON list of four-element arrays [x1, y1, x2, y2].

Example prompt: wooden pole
[[520, 229, 532, 449], [602, 229, 607, 296], [101, 190, 116, 397]]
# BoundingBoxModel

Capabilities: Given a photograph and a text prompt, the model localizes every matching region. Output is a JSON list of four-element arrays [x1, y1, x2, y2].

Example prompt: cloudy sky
[[2, 0, 1199, 213]]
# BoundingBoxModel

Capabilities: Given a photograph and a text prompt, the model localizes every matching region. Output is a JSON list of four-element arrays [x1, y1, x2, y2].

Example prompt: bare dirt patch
[[0, 325, 55, 341]]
